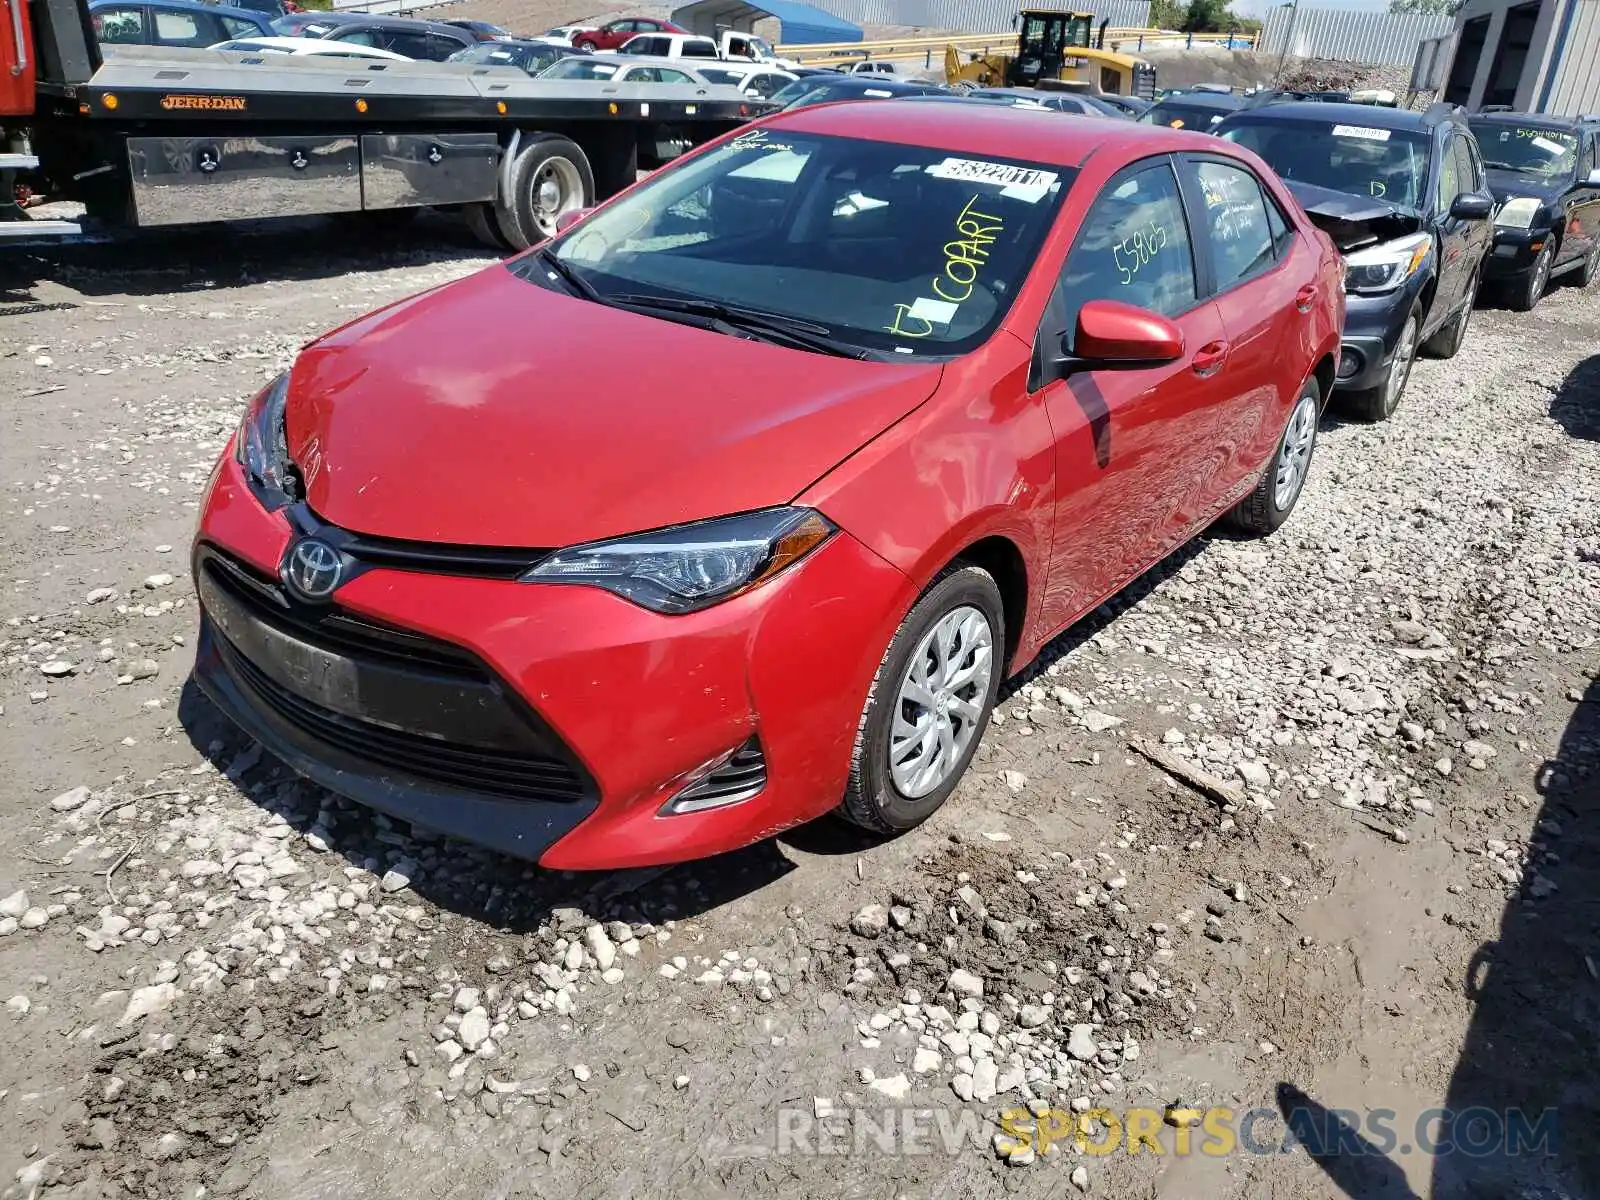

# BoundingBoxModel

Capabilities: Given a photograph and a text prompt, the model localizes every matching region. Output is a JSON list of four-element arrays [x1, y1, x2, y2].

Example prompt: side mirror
[[1450, 192, 1495, 220], [1051, 299, 1184, 377], [1585, 168, 1600, 187], [554, 206, 594, 234]]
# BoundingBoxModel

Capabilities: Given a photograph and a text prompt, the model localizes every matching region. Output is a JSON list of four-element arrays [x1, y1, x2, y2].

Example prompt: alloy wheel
[[1385, 316, 1418, 414], [888, 605, 994, 798], [1273, 391, 1318, 511]]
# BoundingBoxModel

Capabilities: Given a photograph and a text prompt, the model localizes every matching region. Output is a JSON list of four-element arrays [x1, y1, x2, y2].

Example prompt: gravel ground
[[2, 215, 1599, 1200]]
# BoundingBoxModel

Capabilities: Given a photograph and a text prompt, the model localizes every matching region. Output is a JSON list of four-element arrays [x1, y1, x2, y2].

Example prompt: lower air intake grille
[[669, 738, 767, 812]]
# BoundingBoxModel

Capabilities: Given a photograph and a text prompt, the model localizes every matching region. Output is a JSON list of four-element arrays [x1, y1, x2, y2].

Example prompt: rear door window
[[93, 6, 148, 42], [1191, 159, 1277, 290], [1059, 158, 1198, 330], [152, 9, 210, 46], [220, 15, 261, 37], [656, 67, 694, 83]]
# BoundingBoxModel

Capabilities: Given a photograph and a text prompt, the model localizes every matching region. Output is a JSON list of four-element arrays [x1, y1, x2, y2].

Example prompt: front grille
[[285, 503, 550, 581], [217, 636, 588, 802], [197, 545, 591, 805]]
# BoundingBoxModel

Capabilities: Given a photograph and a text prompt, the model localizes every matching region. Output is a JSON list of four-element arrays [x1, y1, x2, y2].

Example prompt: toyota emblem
[[282, 538, 343, 602]]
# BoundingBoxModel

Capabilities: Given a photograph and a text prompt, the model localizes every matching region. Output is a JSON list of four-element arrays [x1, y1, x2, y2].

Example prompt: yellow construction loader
[[945, 10, 1156, 99]]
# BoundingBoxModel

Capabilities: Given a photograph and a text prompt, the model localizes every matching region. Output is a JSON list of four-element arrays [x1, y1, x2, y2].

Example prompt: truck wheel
[[464, 203, 512, 251], [1342, 307, 1418, 423], [496, 135, 595, 251], [1509, 244, 1551, 312]]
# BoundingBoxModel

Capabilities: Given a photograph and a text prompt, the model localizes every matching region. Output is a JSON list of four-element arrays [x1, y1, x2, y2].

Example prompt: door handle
[[1191, 340, 1229, 378], [1295, 284, 1317, 313]]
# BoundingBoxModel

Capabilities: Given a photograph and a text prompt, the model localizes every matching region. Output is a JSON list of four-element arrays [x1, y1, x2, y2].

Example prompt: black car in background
[[441, 18, 509, 41], [1217, 101, 1494, 421], [271, 11, 475, 60], [1138, 91, 1245, 133], [965, 86, 1129, 116], [447, 38, 581, 75], [1468, 109, 1600, 311], [770, 73, 949, 110]]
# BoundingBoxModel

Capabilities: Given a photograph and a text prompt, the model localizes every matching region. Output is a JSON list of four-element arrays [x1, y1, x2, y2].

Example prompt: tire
[[495, 135, 595, 251], [575, 37, 599, 51], [1228, 375, 1320, 536], [464, 202, 512, 251], [838, 564, 1005, 836], [1342, 306, 1419, 423], [1422, 269, 1477, 359], [1508, 243, 1551, 312], [1579, 242, 1600, 289]]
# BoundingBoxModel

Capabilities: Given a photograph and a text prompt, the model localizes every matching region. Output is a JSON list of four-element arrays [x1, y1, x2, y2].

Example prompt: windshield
[[451, 42, 560, 70], [1139, 100, 1229, 130], [535, 129, 1071, 357], [1470, 121, 1578, 177], [541, 57, 621, 79], [782, 81, 913, 108], [1221, 117, 1430, 209]]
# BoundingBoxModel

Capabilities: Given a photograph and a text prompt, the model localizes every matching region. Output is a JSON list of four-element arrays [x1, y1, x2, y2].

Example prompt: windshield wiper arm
[[533, 248, 604, 304], [608, 293, 868, 359]]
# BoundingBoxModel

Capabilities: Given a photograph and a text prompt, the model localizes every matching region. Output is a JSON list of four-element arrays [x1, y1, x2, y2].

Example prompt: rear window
[[1139, 100, 1230, 130], [1220, 115, 1431, 210], [681, 39, 718, 56], [542, 57, 620, 79], [539, 130, 1074, 358]]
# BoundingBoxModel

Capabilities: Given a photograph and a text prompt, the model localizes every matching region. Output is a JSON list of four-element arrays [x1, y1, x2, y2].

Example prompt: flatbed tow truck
[[0, 0, 762, 246]]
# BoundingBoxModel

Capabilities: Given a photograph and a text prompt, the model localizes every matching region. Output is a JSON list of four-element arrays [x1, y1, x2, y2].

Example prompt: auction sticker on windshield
[[1332, 125, 1391, 142], [927, 158, 1059, 203]]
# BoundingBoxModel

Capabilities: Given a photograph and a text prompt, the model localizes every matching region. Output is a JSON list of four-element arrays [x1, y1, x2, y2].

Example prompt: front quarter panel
[[797, 333, 1053, 663]]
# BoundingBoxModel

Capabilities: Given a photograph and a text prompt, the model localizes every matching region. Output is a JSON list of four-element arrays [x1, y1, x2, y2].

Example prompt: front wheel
[[838, 565, 1004, 835], [497, 135, 595, 251], [1509, 244, 1552, 312], [1228, 377, 1320, 536], [1342, 308, 1418, 423]]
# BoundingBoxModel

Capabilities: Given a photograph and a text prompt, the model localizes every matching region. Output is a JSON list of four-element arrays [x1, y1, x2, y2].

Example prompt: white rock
[[19, 908, 49, 930], [380, 861, 415, 892], [39, 660, 75, 677], [1071, 1165, 1090, 1191], [436, 1040, 463, 1063], [5, 996, 30, 1017], [458, 1009, 491, 1052], [453, 987, 481, 1013], [601, 967, 625, 984], [950, 1073, 975, 1101], [1018, 1004, 1049, 1029], [869, 1073, 911, 1100], [573, 1064, 592, 1082], [1000, 769, 1028, 792], [143, 573, 176, 589], [49, 786, 92, 812], [947, 968, 984, 999], [971, 1057, 999, 1102], [912, 1047, 943, 1074], [1236, 760, 1271, 789], [1082, 710, 1123, 733], [86, 587, 117, 604], [0, 891, 29, 919], [119, 982, 178, 1025], [585, 925, 617, 971], [1067, 1024, 1098, 1062]]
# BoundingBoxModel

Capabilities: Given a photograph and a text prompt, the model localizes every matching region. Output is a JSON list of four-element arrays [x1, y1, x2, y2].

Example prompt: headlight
[[1493, 197, 1542, 229], [522, 507, 835, 614], [1343, 233, 1431, 296], [233, 373, 298, 509]]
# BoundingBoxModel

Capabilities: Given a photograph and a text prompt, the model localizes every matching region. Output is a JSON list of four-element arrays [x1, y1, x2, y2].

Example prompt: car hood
[[1485, 167, 1564, 206], [284, 264, 943, 548], [1284, 179, 1422, 253]]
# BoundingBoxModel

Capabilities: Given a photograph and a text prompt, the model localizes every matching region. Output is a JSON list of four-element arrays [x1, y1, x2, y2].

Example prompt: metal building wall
[[1257, 7, 1454, 65], [1543, 0, 1600, 115], [798, 0, 1150, 34]]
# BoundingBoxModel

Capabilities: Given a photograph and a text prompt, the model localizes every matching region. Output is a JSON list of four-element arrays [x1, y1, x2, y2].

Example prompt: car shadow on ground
[[1550, 353, 1600, 441], [1275, 675, 1600, 1198], [175, 676, 799, 936], [0, 210, 491, 300]]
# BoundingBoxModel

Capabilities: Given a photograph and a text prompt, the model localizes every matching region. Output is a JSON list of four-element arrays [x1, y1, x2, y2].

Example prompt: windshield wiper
[[533, 248, 604, 304], [608, 293, 869, 359]]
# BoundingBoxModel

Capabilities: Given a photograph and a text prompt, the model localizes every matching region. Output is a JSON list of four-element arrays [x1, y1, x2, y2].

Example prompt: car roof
[[1229, 99, 1432, 128], [317, 13, 468, 33], [805, 74, 941, 93], [1153, 91, 1245, 110], [1470, 109, 1584, 132], [94, 0, 266, 14], [469, 37, 566, 50], [774, 98, 1212, 167]]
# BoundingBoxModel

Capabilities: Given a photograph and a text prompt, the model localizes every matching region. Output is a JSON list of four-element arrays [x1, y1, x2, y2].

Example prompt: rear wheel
[[1228, 377, 1320, 536], [1342, 308, 1418, 423], [1509, 243, 1552, 312], [575, 37, 598, 50], [839, 564, 1004, 835], [464, 202, 512, 251], [496, 135, 594, 250]]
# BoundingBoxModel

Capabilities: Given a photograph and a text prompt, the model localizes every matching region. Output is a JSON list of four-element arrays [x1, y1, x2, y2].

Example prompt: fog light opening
[[663, 737, 767, 815], [1336, 347, 1362, 380]]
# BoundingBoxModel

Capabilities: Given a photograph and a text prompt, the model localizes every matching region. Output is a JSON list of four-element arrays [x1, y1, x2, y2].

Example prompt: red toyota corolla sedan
[[192, 102, 1343, 869]]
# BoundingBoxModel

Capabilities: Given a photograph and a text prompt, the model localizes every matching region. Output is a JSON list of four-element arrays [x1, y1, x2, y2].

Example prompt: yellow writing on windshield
[[887, 195, 1007, 337]]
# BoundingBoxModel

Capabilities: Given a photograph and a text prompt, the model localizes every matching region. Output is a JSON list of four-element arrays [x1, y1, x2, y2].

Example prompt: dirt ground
[[1, 215, 1598, 1200]]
